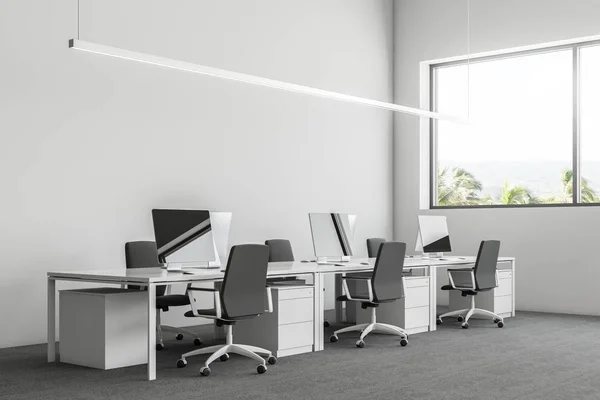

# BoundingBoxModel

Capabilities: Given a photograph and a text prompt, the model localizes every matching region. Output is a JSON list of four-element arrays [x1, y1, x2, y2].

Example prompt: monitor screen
[[309, 213, 355, 258], [415, 215, 452, 253], [152, 209, 217, 266]]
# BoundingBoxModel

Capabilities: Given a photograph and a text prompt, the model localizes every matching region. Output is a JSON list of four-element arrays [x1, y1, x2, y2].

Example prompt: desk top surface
[[48, 256, 514, 284]]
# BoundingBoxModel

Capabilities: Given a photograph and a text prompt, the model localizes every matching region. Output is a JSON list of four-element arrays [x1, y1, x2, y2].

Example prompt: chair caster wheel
[[267, 356, 277, 365], [176, 359, 187, 368], [324, 320, 330, 328], [156, 343, 164, 351], [457, 316, 464, 322], [330, 335, 338, 343], [193, 338, 202, 346], [257, 364, 267, 374], [200, 366, 211, 376], [497, 321, 504, 328], [356, 340, 365, 348], [462, 322, 469, 329], [175, 333, 184, 340], [400, 339, 408, 347], [219, 353, 229, 362], [436, 319, 442, 326]]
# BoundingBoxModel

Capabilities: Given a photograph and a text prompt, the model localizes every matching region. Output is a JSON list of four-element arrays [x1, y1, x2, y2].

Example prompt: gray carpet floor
[[2, 312, 600, 400]]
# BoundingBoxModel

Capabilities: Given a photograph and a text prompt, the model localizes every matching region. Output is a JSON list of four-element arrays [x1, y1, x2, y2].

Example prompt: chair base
[[330, 307, 408, 346], [437, 295, 504, 328], [156, 310, 201, 349], [177, 325, 275, 375], [159, 325, 201, 344]]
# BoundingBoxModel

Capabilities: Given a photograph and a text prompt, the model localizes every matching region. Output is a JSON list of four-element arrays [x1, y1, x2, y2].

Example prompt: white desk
[[47, 256, 515, 381]]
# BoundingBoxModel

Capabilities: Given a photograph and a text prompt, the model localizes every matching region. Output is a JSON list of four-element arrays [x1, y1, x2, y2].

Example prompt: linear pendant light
[[68, 39, 462, 122]]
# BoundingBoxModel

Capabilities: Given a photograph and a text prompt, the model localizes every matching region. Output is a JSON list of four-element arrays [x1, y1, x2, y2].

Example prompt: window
[[580, 45, 600, 202], [431, 40, 600, 208]]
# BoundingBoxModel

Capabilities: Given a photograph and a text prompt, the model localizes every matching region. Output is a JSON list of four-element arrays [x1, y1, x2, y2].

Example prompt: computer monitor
[[152, 209, 232, 269], [309, 213, 356, 262], [415, 215, 451, 255]]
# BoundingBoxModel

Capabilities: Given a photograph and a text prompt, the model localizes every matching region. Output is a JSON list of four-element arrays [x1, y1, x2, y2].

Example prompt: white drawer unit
[[449, 268, 514, 319], [235, 286, 314, 358], [354, 276, 431, 335], [59, 288, 148, 370]]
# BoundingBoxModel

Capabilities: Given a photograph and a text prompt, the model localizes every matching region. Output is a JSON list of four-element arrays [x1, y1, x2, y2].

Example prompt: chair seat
[[441, 285, 493, 295], [156, 295, 190, 308], [336, 295, 396, 306], [336, 294, 368, 302], [185, 308, 218, 318], [184, 308, 259, 322]]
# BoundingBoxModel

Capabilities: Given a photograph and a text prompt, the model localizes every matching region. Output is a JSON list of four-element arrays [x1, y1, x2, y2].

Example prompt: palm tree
[[561, 169, 599, 203], [437, 167, 483, 206], [498, 181, 538, 205]]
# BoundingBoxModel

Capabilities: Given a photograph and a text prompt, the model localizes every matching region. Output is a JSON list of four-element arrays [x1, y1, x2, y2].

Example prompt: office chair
[[366, 238, 386, 258], [366, 237, 412, 276], [437, 240, 504, 329], [265, 239, 298, 285], [176, 244, 277, 376], [330, 242, 409, 348], [265, 239, 295, 262], [264, 239, 322, 322], [265, 239, 301, 287], [125, 241, 202, 350]]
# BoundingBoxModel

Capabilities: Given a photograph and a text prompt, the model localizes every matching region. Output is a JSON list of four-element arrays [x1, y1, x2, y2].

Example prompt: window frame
[[428, 38, 600, 209]]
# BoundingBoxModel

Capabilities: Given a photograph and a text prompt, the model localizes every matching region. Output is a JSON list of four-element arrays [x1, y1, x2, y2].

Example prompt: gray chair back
[[372, 242, 407, 302], [125, 241, 166, 296], [366, 238, 386, 258], [474, 240, 501, 290], [265, 239, 295, 262], [220, 244, 270, 319]]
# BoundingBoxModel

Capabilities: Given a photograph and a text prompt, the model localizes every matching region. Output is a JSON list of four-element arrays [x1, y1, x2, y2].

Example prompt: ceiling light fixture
[[68, 39, 464, 123]]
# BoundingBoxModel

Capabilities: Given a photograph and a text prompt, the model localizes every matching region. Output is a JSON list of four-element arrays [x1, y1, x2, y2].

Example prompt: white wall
[[0, 0, 394, 348], [394, 0, 600, 314]]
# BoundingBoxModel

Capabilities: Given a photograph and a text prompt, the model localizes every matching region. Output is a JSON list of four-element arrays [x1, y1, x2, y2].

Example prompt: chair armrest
[[447, 269, 475, 290], [186, 287, 222, 319], [342, 277, 373, 302], [265, 287, 273, 313]]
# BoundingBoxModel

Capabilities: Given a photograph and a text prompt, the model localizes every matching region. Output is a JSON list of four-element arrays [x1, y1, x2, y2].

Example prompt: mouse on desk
[[301, 260, 315, 263], [360, 262, 370, 266]]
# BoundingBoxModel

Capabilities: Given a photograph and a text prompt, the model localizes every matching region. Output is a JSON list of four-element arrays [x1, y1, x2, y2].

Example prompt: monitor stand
[[316, 257, 350, 265], [162, 261, 217, 271], [421, 252, 444, 260], [162, 263, 183, 272]]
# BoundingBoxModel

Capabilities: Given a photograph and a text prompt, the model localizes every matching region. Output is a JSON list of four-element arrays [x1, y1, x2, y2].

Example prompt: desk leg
[[47, 277, 56, 362], [512, 260, 516, 317], [429, 266, 437, 331], [334, 273, 343, 323], [313, 273, 324, 351], [147, 284, 157, 381]]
